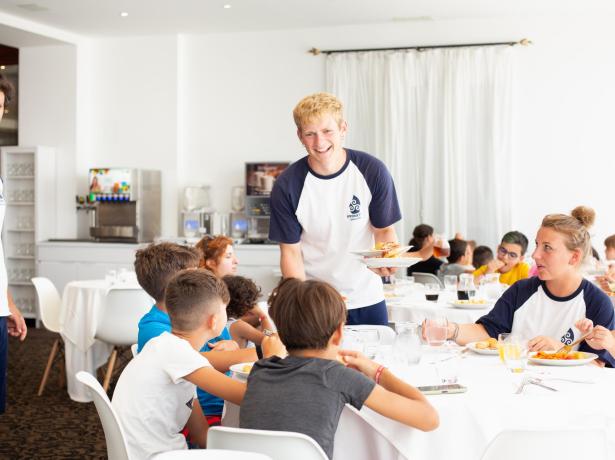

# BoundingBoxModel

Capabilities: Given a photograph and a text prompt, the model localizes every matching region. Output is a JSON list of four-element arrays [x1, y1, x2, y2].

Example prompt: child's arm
[[184, 367, 246, 406], [201, 348, 257, 372], [230, 320, 267, 346], [340, 350, 439, 431], [185, 399, 208, 448]]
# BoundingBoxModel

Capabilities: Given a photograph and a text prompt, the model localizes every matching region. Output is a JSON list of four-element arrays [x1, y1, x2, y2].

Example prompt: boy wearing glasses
[[473, 231, 529, 285]]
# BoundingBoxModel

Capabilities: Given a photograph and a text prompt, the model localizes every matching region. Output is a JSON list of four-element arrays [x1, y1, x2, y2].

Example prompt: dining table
[[59, 277, 147, 402], [224, 342, 615, 460]]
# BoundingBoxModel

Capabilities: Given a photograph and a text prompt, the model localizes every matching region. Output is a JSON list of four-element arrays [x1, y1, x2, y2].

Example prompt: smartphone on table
[[417, 384, 467, 395]]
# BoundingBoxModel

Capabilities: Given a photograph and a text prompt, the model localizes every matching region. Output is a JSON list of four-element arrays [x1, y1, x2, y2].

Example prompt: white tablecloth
[[60, 279, 144, 402], [386, 287, 492, 325], [225, 348, 615, 460]]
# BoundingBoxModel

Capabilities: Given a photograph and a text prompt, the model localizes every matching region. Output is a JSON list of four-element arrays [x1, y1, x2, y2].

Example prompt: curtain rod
[[309, 38, 532, 55]]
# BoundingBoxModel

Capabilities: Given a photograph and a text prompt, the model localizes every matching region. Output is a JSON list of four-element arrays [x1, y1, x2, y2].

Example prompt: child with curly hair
[[222, 275, 275, 348]]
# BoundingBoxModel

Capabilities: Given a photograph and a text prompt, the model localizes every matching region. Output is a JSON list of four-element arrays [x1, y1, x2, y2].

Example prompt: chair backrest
[[152, 449, 272, 459], [480, 428, 608, 460], [130, 343, 138, 357], [208, 426, 328, 460], [31, 277, 62, 333], [411, 272, 444, 288], [76, 371, 130, 460], [344, 325, 396, 345], [95, 288, 153, 346], [334, 406, 401, 460]]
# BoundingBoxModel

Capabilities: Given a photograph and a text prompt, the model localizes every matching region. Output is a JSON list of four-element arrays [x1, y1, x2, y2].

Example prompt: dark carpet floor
[[0, 328, 107, 459]]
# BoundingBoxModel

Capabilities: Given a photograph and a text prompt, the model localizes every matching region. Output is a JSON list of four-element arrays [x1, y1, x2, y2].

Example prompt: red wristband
[[258, 315, 265, 323], [374, 365, 386, 384]]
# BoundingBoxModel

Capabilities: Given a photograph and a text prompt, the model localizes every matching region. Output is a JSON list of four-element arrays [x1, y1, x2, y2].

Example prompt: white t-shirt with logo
[[269, 149, 401, 309], [0, 179, 9, 317], [112, 332, 212, 459]]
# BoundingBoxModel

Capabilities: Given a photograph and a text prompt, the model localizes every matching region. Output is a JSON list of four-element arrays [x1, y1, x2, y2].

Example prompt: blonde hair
[[541, 205, 595, 263], [292, 92, 344, 130]]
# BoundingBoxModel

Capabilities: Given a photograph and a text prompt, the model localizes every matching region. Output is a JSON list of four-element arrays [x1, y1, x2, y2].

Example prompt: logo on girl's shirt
[[560, 328, 574, 345], [347, 195, 362, 221]]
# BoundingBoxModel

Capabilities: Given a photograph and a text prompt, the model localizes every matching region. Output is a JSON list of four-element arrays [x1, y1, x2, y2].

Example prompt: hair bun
[[571, 205, 596, 229]]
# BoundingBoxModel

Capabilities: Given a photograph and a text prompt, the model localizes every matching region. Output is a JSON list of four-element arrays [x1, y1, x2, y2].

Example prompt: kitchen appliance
[[181, 186, 212, 238], [88, 168, 161, 242], [244, 162, 289, 243]]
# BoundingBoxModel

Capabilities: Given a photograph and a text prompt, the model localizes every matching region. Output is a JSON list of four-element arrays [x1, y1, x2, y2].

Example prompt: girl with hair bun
[[430, 205, 615, 367]]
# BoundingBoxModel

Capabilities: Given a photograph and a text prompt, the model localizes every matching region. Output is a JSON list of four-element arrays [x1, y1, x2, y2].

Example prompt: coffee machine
[[88, 168, 161, 242]]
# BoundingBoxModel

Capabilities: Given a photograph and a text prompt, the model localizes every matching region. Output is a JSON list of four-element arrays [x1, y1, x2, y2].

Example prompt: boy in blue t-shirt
[[134, 242, 254, 425]]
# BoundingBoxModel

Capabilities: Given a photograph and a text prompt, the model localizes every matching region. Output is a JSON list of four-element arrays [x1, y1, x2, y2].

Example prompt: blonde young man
[[269, 93, 403, 326]]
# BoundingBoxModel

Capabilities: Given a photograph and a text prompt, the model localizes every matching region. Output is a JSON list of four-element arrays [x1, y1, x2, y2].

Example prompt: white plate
[[528, 351, 599, 366], [466, 341, 499, 355], [449, 300, 494, 310], [230, 362, 254, 381], [351, 245, 411, 258], [362, 257, 422, 268]]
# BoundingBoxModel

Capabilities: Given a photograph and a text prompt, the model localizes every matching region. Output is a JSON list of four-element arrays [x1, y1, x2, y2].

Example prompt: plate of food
[[363, 257, 422, 268], [230, 362, 254, 381], [351, 243, 411, 258], [528, 350, 599, 366], [467, 338, 499, 355], [449, 299, 494, 309]]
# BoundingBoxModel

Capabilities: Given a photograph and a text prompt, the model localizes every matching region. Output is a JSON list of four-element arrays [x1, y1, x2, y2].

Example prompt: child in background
[[437, 239, 474, 279], [222, 275, 275, 348], [113, 270, 246, 459], [605, 235, 615, 262], [472, 245, 494, 270], [473, 231, 529, 286], [240, 278, 438, 459], [406, 224, 448, 276], [134, 242, 250, 427]]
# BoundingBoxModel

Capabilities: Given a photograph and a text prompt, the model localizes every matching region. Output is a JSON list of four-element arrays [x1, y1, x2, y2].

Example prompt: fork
[[515, 376, 531, 394], [554, 331, 592, 354]]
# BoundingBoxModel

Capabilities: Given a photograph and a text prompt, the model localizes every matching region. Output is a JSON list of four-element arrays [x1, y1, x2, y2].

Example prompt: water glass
[[435, 355, 460, 384], [393, 322, 422, 365], [424, 317, 448, 347], [457, 273, 476, 300], [444, 275, 457, 292], [357, 329, 380, 359], [341, 328, 365, 353]]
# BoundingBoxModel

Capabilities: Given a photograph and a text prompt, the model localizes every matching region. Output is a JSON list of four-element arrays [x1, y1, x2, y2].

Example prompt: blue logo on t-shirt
[[347, 195, 361, 220], [561, 328, 574, 345]]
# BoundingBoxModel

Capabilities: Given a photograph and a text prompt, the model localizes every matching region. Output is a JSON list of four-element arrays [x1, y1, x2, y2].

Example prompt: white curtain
[[326, 46, 516, 249]]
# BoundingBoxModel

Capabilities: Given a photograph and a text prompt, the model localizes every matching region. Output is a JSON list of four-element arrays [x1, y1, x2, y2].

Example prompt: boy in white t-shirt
[[112, 269, 247, 459]]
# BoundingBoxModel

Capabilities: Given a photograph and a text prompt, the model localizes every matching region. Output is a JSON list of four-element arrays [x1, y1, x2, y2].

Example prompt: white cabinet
[[36, 242, 142, 294], [1, 146, 56, 322]]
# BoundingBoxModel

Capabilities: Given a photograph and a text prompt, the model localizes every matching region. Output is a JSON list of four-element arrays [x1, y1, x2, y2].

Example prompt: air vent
[[17, 3, 49, 12]]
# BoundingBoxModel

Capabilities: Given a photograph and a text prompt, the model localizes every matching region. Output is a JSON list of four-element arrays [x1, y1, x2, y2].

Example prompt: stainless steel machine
[[87, 168, 161, 242]]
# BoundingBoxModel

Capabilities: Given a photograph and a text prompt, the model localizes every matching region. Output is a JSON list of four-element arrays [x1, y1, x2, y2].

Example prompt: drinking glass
[[501, 335, 528, 373], [444, 275, 457, 292], [341, 328, 365, 354], [425, 283, 440, 302], [497, 332, 510, 363], [357, 329, 380, 359], [435, 355, 460, 384], [457, 273, 476, 300], [433, 234, 449, 258], [424, 317, 448, 347], [393, 322, 422, 365]]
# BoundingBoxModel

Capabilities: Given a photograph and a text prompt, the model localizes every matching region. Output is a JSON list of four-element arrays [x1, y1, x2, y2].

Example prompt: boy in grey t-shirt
[[240, 278, 439, 459]]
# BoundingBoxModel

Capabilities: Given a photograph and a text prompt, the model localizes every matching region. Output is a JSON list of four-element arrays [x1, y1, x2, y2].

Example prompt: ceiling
[[0, 0, 613, 38]]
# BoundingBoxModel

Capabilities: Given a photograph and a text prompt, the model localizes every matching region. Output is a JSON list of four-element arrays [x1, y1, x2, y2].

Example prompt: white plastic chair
[[480, 428, 608, 460], [343, 325, 396, 345], [95, 288, 152, 392], [76, 371, 130, 460], [130, 343, 138, 357], [31, 277, 65, 396], [152, 450, 272, 459], [208, 426, 328, 460], [411, 272, 444, 288]]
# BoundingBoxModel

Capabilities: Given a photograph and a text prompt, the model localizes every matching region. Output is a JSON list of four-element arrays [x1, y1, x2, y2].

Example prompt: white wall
[[19, 44, 78, 237], [84, 35, 180, 237]]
